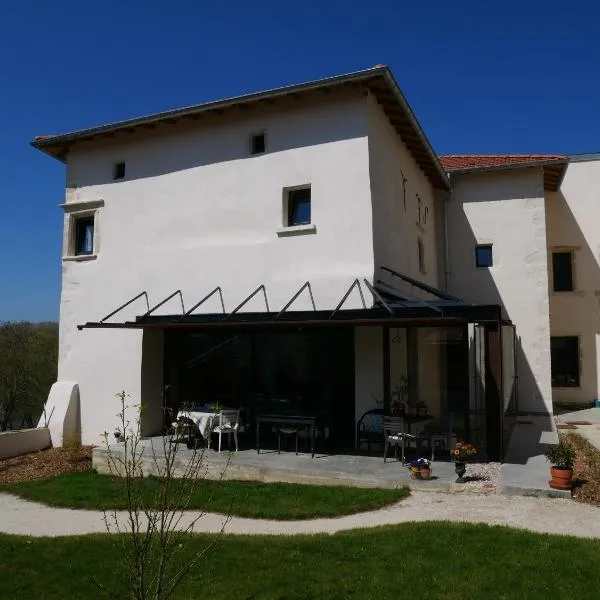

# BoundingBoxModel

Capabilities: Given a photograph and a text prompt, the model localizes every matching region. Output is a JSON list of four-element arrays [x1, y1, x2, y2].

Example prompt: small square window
[[74, 216, 95, 256], [418, 238, 426, 274], [113, 162, 126, 180], [287, 188, 311, 227], [552, 251, 574, 291], [250, 132, 266, 155], [475, 244, 493, 268], [551, 336, 580, 387]]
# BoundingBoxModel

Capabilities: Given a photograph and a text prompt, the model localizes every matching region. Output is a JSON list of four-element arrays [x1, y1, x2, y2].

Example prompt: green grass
[[0, 523, 598, 599], [1, 470, 408, 520]]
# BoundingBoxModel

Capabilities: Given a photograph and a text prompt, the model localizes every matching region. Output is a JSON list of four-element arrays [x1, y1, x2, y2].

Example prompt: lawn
[[1, 470, 408, 519], [0, 523, 598, 599]]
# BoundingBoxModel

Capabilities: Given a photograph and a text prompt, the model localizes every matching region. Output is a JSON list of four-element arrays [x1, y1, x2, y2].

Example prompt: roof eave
[[31, 66, 450, 190], [446, 159, 569, 191]]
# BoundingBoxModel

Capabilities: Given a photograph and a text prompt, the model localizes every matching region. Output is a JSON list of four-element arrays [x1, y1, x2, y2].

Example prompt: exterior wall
[[447, 168, 552, 414], [58, 92, 375, 444], [546, 159, 600, 406], [366, 94, 444, 292]]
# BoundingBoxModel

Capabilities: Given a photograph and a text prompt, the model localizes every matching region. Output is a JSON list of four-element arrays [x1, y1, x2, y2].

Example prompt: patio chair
[[357, 408, 384, 452], [211, 408, 241, 453], [383, 416, 414, 463]]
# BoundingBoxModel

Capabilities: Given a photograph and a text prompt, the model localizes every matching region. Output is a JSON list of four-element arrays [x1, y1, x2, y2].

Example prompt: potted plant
[[451, 441, 477, 483], [407, 458, 431, 480], [545, 442, 574, 490]]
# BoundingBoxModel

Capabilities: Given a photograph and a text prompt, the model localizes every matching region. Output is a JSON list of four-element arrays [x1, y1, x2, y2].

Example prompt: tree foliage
[[0, 321, 58, 430]]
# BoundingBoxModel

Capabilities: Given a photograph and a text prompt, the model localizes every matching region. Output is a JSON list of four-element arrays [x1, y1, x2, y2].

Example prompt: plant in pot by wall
[[451, 441, 477, 483], [545, 442, 574, 490]]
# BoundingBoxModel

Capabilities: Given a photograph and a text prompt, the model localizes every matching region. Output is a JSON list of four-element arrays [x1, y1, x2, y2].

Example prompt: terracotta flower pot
[[420, 467, 431, 480], [549, 467, 573, 490]]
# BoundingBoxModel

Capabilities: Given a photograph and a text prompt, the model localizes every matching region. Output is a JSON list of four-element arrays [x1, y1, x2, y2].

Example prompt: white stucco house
[[31, 65, 595, 461]]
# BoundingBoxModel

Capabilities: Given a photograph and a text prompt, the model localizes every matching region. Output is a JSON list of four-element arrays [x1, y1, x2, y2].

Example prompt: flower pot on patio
[[419, 467, 431, 480], [409, 467, 421, 479], [549, 467, 573, 490], [545, 442, 574, 490], [454, 461, 466, 483]]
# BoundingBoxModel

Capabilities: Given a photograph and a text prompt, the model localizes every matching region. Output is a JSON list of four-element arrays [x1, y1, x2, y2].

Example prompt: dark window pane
[[251, 133, 265, 155], [475, 245, 493, 267], [288, 189, 311, 226], [552, 252, 573, 291], [114, 162, 125, 180], [550, 336, 579, 387], [75, 217, 94, 256]]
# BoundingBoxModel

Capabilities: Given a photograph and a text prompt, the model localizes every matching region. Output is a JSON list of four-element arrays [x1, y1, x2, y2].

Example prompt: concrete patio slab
[[556, 406, 600, 424], [498, 417, 570, 499]]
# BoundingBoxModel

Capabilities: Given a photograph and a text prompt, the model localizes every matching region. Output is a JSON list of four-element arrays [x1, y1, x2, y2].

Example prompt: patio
[[93, 437, 487, 492]]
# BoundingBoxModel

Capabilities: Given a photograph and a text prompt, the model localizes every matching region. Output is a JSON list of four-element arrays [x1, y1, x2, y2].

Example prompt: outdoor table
[[176, 409, 216, 441], [255, 414, 317, 458]]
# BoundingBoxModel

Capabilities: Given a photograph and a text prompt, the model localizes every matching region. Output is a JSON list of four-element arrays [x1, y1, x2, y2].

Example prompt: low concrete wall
[[0, 428, 52, 460]]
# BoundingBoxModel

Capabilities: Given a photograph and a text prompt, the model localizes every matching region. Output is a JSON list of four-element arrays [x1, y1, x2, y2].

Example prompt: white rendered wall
[[366, 94, 444, 292], [58, 92, 375, 444], [447, 168, 552, 415], [546, 159, 600, 406]]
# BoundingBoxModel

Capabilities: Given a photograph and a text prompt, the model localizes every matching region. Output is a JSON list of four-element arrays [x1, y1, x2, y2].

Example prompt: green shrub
[[545, 442, 574, 469]]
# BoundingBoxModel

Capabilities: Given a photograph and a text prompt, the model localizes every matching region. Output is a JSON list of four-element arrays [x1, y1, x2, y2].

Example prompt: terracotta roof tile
[[439, 154, 568, 172]]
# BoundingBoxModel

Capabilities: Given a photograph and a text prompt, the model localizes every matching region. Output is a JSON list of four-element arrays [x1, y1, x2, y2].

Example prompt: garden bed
[[0, 446, 92, 484], [560, 433, 600, 506]]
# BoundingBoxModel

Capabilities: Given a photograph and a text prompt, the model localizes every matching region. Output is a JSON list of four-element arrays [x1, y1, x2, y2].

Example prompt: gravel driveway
[[1, 489, 600, 538]]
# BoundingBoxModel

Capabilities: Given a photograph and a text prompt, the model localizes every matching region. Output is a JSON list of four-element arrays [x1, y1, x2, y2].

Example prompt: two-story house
[[34, 65, 571, 461]]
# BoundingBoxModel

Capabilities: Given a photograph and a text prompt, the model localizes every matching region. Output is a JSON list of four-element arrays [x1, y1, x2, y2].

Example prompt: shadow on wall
[[447, 192, 554, 443], [67, 94, 366, 188], [548, 191, 600, 409]]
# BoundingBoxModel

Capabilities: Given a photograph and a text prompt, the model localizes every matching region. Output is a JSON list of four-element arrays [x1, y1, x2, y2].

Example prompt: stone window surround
[[60, 199, 104, 261]]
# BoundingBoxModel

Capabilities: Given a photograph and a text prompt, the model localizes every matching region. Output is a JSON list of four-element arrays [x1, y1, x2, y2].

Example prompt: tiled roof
[[439, 154, 568, 171]]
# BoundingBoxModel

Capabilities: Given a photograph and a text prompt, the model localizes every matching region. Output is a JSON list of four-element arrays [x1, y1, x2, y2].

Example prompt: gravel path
[[2, 490, 600, 538]]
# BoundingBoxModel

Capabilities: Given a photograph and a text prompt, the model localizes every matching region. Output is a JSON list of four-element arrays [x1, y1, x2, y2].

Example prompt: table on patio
[[176, 408, 217, 442], [255, 414, 317, 458]]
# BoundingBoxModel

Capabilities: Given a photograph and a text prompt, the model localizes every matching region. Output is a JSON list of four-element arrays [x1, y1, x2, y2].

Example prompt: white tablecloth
[[176, 410, 216, 439]]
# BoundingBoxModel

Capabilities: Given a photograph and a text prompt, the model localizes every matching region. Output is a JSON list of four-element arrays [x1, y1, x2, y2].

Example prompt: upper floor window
[[250, 132, 266, 155], [475, 244, 493, 268], [74, 215, 95, 256], [287, 188, 311, 227], [552, 251, 574, 292], [113, 162, 126, 180], [418, 237, 426, 274], [551, 336, 580, 387]]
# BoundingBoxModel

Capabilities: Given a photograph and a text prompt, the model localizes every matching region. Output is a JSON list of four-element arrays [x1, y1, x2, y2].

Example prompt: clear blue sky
[[1, 0, 599, 322]]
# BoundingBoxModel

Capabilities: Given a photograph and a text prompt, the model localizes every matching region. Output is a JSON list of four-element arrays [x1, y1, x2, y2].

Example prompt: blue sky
[[1, 0, 599, 321]]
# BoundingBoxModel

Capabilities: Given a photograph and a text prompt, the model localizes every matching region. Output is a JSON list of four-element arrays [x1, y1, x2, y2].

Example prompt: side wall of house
[[58, 93, 375, 444], [546, 159, 600, 406], [365, 94, 446, 418], [447, 168, 553, 415]]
